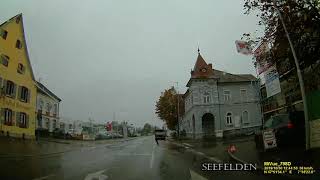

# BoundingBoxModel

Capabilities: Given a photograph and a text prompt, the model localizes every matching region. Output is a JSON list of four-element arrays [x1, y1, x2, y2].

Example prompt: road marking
[[32, 174, 55, 180], [116, 153, 151, 156], [196, 151, 205, 156], [84, 169, 108, 180], [150, 144, 156, 169]]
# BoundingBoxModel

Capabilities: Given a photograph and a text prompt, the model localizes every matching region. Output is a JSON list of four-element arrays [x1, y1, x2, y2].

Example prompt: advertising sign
[[262, 129, 277, 150], [265, 65, 281, 98]]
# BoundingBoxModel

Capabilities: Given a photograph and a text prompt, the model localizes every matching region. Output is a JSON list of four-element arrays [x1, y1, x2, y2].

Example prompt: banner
[[254, 41, 272, 75], [265, 65, 281, 98], [235, 40, 252, 55]]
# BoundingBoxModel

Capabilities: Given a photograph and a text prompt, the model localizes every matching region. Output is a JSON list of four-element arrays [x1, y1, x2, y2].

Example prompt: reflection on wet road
[[0, 136, 308, 180]]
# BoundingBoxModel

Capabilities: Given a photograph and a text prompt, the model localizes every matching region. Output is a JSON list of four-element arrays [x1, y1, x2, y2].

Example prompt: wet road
[[0, 136, 313, 180]]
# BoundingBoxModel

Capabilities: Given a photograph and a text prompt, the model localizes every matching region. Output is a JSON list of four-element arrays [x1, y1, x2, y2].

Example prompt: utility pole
[[273, 0, 310, 149], [175, 82, 180, 139]]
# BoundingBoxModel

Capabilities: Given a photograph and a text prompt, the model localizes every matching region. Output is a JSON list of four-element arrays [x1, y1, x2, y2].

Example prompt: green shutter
[[15, 112, 20, 127], [0, 108, 3, 124], [2, 79, 6, 95], [26, 113, 29, 128], [12, 83, 17, 99], [11, 110, 15, 126], [0, 76, 2, 88], [18, 86, 22, 100], [27, 89, 30, 103]]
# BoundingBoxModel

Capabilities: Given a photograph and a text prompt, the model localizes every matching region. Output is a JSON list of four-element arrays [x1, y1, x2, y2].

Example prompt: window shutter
[[2, 79, 6, 91], [0, 77, 2, 88], [12, 110, 16, 126], [0, 108, 3, 124], [18, 86, 22, 100], [26, 114, 29, 128], [16, 112, 20, 127], [27, 89, 30, 103], [12, 83, 17, 98]]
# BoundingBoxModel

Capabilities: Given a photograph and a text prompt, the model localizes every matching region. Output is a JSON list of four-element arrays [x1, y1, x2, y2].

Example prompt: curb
[[168, 139, 223, 163]]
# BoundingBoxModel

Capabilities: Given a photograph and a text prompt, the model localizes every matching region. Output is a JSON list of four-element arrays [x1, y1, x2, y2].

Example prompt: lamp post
[[174, 82, 180, 139], [272, 0, 310, 150]]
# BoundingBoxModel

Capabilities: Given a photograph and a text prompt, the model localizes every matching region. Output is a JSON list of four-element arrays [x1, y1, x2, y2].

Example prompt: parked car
[[53, 128, 72, 139], [95, 132, 112, 140], [255, 112, 305, 149]]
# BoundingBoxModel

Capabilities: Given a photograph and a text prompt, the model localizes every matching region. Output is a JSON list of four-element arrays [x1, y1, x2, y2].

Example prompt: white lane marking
[[84, 169, 108, 180], [116, 153, 151, 156], [150, 144, 156, 169], [32, 174, 55, 180], [189, 169, 207, 180], [196, 151, 205, 156]]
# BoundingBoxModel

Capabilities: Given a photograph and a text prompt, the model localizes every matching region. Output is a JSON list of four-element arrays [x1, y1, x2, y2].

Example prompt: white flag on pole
[[235, 40, 252, 55]]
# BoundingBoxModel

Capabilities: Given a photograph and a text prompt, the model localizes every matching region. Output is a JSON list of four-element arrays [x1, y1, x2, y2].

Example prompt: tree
[[242, 0, 320, 92], [155, 87, 185, 130], [142, 123, 152, 135]]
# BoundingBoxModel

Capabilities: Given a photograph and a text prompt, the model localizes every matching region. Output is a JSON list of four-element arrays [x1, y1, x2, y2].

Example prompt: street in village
[[0, 135, 317, 180]]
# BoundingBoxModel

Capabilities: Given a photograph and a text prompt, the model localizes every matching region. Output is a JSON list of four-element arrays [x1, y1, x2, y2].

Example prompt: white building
[[59, 118, 83, 135], [36, 81, 61, 133], [181, 52, 262, 139]]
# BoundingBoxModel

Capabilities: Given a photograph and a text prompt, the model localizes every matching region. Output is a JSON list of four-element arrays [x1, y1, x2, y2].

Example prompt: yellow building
[[0, 14, 36, 139]]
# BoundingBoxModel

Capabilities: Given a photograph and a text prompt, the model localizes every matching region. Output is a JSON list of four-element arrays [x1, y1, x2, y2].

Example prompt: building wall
[[0, 15, 36, 139], [181, 80, 262, 138], [36, 92, 60, 132]]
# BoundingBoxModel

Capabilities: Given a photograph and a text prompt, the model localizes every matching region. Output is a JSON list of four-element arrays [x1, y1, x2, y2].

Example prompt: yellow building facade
[[0, 14, 36, 139]]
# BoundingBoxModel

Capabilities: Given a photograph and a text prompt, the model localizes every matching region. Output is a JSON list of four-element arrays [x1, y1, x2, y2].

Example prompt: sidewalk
[[168, 135, 255, 162]]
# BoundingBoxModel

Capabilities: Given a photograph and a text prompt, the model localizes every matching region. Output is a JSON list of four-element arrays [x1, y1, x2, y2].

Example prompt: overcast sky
[[1, 0, 262, 127]]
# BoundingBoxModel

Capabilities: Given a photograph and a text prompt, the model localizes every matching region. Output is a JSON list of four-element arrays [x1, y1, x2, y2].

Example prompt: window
[[46, 103, 52, 113], [5, 80, 16, 98], [0, 29, 8, 40], [242, 111, 249, 124], [16, 40, 22, 49], [19, 86, 29, 102], [54, 104, 58, 115], [226, 112, 232, 125], [240, 89, 247, 102], [4, 108, 13, 126], [1, 55, 9, 67], [39, 99, 44, 110], [53, 119, 57, 129], [17, 112, 28, 128], [45, 118, 50, 129], [203, 92, 210, 103], [224, 90, 231, 101], [17, 63, 25, 74]]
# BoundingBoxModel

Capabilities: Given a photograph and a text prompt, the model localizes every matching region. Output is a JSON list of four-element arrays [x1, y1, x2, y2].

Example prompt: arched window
[[226, 112, 232, 125], [242, 111, 249, 124], [203, 92, 210, 103]]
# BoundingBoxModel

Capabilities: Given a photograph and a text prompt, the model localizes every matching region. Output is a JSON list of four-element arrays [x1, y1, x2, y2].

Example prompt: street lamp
[[272, 0, 310, 150], [174, 82, 180, 139]]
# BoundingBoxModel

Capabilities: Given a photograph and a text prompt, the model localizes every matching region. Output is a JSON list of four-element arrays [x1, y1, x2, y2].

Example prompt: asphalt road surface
[[0, 136, 315, 180]]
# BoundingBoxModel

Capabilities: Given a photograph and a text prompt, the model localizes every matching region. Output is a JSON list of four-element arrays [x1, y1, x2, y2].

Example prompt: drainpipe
[[217, 79, 222, 130]]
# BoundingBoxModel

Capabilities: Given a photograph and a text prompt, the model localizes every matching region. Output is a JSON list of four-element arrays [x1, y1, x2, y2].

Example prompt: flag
[[235, 40, 252, 55], [253, 41, 269, 59]]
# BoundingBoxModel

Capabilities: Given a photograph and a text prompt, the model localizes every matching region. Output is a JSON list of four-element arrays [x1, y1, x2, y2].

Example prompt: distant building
[[181, 51, 262, 138], [36, 81, 61, 133], [0, 14, 37, 139], [59, 118, 83, 135]]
